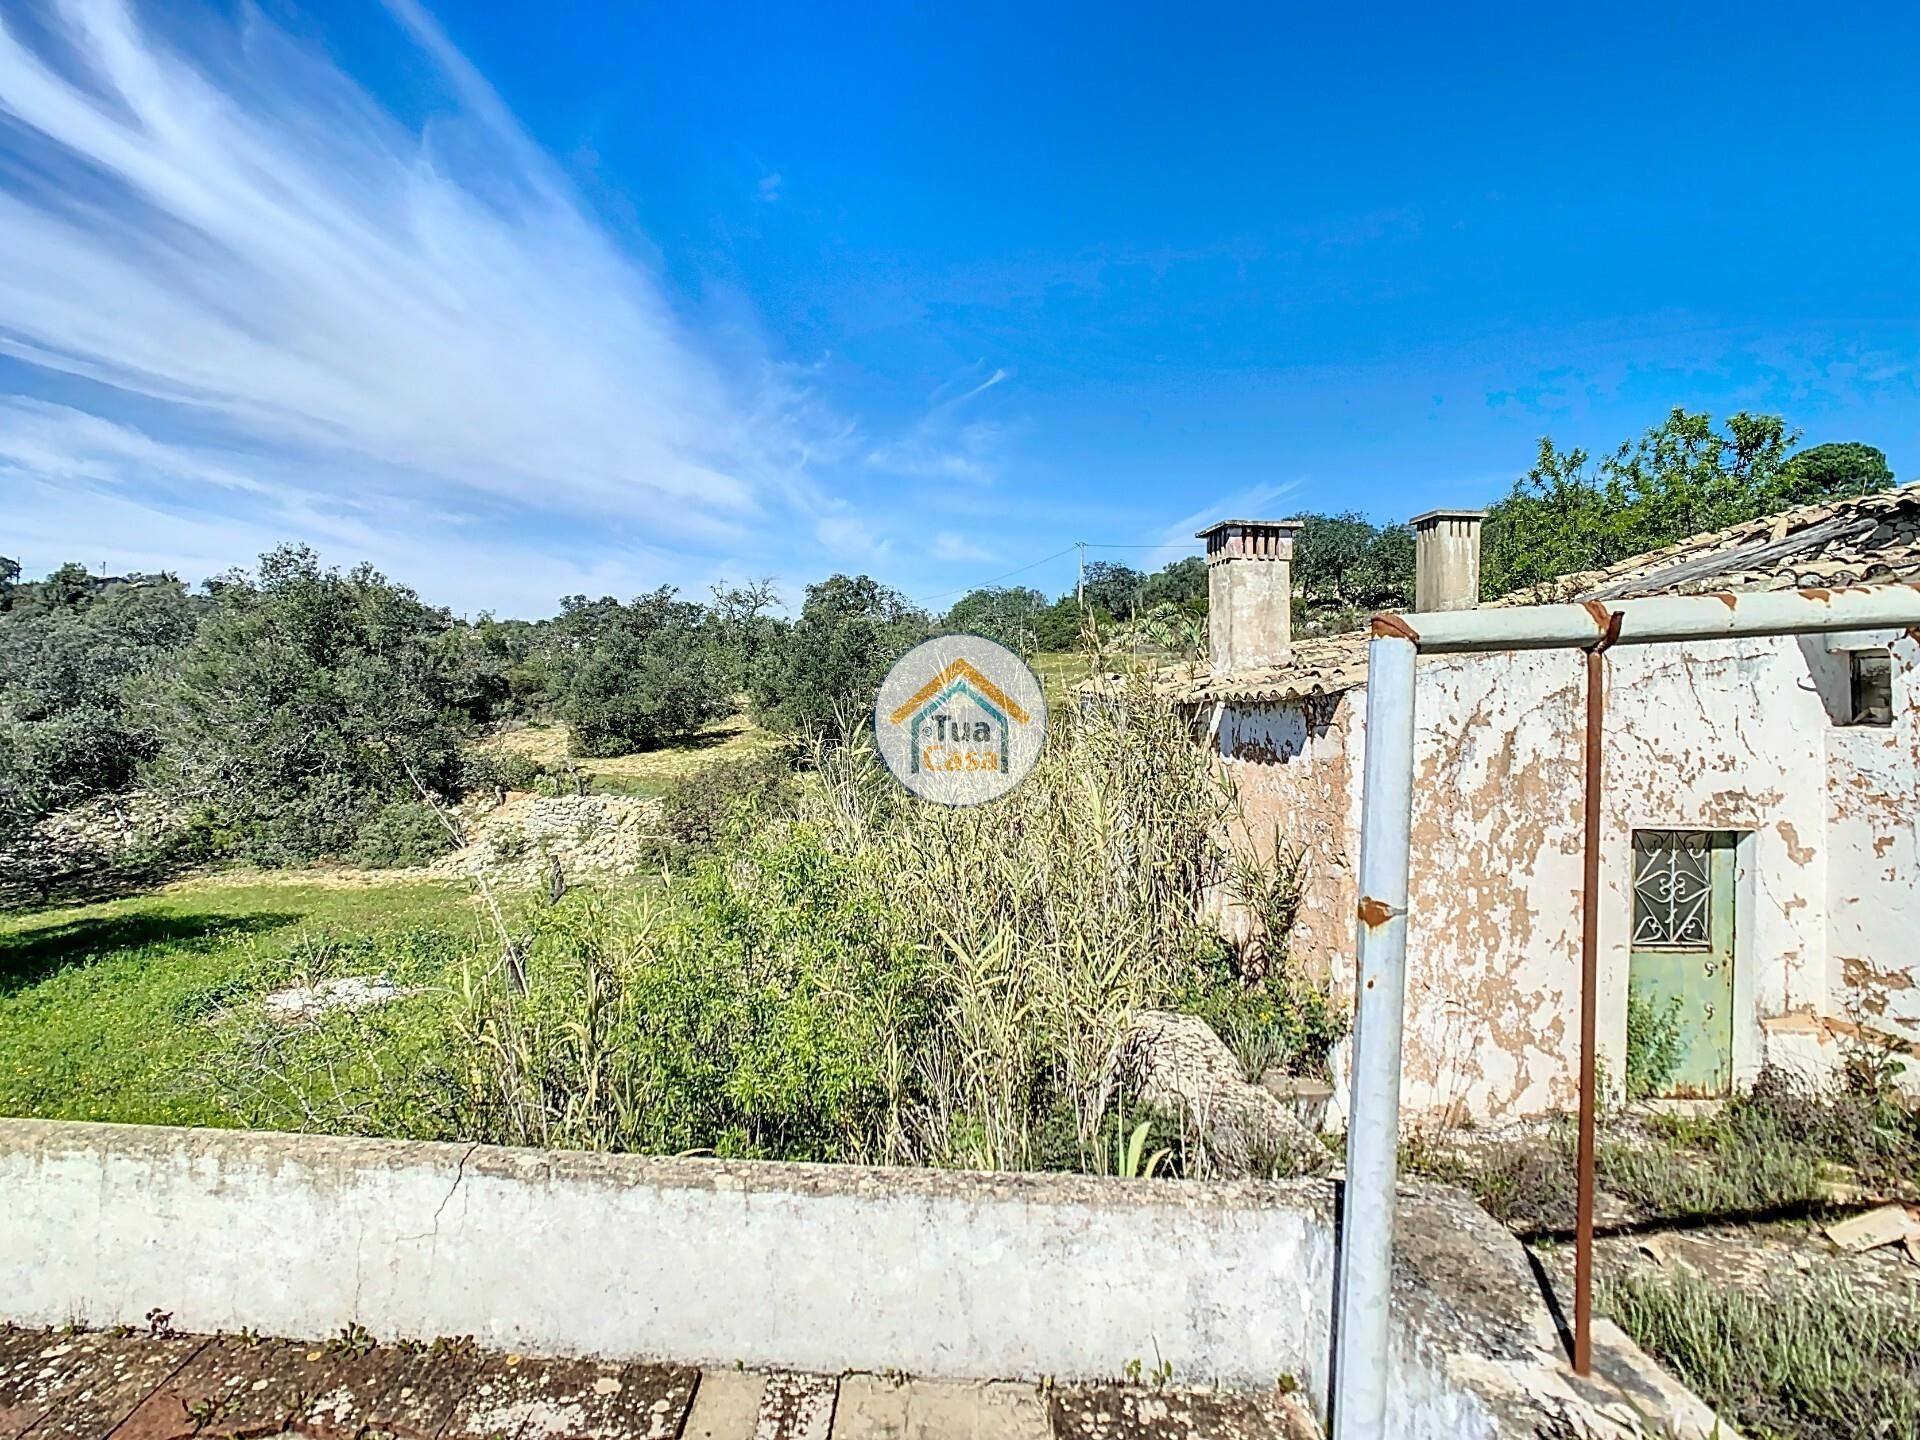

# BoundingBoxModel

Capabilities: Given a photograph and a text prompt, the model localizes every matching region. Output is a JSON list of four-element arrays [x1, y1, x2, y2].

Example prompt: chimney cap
[[1408, 508, 1487, 527], [1193, 517, 1305, 540]]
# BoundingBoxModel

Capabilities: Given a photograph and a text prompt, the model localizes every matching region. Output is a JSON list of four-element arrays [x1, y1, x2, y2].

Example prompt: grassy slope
[[484, 714, 779, 798], [1027, 651, 1093, 708], [0, 875, 479, 1128]]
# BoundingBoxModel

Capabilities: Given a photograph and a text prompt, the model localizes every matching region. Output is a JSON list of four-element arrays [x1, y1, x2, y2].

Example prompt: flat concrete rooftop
[[0, 1324, 1318, 1440]]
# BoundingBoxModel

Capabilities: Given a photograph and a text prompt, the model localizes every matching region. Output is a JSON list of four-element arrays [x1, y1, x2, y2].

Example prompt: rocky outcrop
[[1097, 1010, 1330, 1178], [432, 792, 666, 887], [0, 791, 181, 902]]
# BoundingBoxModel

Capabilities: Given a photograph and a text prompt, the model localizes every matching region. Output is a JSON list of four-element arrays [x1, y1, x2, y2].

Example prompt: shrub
[[1624, 983, 1685, 1099], [1604, 1268, 1920, 1440], [460, 746, 544, 796], [658, 747, 794, 847], [1596, 1131, 1823, 1223], [1175, 950, 1347, 1083], [1404, 1132, 1579, 1232], [351, 801, 454, 869], [419, 833, 929, 1160]]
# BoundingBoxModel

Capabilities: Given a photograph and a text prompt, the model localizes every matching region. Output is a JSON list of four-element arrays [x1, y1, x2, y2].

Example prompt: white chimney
[[1196, 519, 1304, 676], [1411, 509, 1486, 612]]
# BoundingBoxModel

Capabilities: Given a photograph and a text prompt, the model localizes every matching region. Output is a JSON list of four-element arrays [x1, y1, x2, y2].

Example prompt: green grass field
[[1027, 650, 1093, 707], [0, 875, 481, 1128]]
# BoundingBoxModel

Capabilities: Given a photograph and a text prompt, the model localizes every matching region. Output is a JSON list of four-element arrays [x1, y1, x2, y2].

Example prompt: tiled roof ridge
[[1150, 481, 1920, 705]]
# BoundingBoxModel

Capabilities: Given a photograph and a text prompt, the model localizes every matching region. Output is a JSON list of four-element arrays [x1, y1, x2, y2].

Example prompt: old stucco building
[[1180, 485, 1920, 1123]]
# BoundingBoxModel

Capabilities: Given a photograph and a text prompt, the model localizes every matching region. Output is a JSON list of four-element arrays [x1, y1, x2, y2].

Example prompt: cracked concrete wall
[[0, 1119, 1691, 1438], [1225, 632, 1920, 1121]]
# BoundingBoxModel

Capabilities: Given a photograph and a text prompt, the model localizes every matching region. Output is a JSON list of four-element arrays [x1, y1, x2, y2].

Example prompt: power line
[[911, 544, 1079, 606], [913, 536, 1204, 609]]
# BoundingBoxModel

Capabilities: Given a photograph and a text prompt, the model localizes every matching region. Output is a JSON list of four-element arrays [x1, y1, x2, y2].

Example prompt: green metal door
[[1628, 831, 1737, 1097]]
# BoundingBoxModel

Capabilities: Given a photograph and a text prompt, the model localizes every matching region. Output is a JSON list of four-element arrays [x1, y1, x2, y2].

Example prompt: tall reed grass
[[214, 675, 1342, 1174]]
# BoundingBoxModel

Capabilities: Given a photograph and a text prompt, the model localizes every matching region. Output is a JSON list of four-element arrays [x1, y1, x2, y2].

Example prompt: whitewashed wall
[[1224, 630, 1920, 1121]]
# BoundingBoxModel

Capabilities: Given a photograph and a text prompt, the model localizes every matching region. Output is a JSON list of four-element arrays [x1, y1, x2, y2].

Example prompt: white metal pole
[[1403, 583, 1920, 653], [1331, 628, 1418, 1440]]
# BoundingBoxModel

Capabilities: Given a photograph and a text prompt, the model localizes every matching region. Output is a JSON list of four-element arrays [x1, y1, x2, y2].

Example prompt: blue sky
[[3, 0, 1916, 616]]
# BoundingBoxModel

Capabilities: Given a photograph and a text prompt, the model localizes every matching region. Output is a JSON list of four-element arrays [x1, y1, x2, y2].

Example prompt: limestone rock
[[1098, 1010, 1329, 1178]]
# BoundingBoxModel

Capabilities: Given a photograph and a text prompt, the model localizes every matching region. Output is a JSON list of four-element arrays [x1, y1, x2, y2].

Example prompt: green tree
[[136, 545, 492, 864], [469, 613, 553, 718], [707, 578, 784, 693], [1777, 441, 1894, 506], [550, 587, 729, 756], [1475, 409, 1892, 598], [1079, 560, 1145, 619], [1140, 555, 1208, 613], [749, 575, 930, 734], [1356, 523, 1415, 607], [944, 586, 1048, 652], [1028, 595, 1086, 652], [1293, 514, 1414, 611], [0, 572, 200, 844]]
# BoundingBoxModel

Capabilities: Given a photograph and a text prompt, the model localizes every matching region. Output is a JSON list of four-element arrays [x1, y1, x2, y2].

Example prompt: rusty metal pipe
[[1399, 582, 1920, 653]]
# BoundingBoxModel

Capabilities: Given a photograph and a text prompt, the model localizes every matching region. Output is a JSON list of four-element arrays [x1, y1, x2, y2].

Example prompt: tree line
[[0, 411, 1894, 868]]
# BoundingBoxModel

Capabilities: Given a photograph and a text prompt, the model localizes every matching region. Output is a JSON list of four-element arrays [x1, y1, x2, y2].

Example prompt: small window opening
[[1847, 649, 1893, 727]]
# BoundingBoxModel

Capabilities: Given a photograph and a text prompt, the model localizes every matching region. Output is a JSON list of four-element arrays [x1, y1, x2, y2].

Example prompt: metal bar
[[1329, 579, 1920, 1412], [1393, 582, 1920, 654], [1573, 643, 1605, 1374], [1331, 630, 1419, 1440]]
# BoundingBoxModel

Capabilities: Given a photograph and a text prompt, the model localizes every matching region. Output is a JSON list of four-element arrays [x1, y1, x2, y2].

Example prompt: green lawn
[[0, 875, 481, 1128]]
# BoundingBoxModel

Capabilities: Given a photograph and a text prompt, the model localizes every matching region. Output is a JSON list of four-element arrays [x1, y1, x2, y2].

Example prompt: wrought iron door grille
[[1632, 830, 1713, 949]]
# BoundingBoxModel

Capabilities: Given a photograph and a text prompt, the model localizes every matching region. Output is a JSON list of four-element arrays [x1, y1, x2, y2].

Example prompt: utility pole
[[1075, 541, 1086, 611]]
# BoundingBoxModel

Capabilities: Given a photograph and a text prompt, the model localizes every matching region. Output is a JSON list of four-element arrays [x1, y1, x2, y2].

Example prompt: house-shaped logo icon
[[873, 638, 1047, 805], [886, 659, 1033, 774]]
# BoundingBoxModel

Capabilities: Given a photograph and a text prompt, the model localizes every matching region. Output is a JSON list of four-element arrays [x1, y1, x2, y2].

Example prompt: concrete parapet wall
[[0, 1120, 1715, 1437]]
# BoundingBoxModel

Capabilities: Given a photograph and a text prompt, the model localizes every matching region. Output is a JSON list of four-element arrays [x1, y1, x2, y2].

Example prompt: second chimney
[[1411, 509, 1486, 612], [1196, 519, 1303, 677]]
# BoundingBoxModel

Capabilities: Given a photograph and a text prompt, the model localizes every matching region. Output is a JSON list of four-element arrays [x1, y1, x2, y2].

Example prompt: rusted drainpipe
[[1575, 607, 1621, 1376]]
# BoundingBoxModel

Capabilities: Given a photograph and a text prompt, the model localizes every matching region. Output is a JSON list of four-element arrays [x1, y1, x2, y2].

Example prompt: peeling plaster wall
[[1219, 632, 1919, 1121], [1217, 697, 1358, 980], [1824, 633, 1920, 1058]]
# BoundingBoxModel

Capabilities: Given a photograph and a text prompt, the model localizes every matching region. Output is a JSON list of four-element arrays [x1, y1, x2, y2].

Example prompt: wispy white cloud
[[757, 171, 783, 203], [928, 530, 995, 564], [0, 0, 861, 606], [0, 397, 715, 613], [1157, 479, 1304, 549], [865, 361, 1016, 485]]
